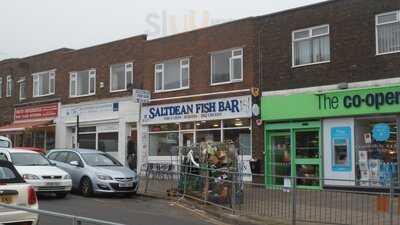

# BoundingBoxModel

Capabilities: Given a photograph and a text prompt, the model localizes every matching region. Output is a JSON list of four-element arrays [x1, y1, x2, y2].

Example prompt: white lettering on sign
[[141, 96, 251, 124]]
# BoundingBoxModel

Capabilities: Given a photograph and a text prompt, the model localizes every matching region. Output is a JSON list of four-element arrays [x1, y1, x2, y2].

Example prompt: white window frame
[[32, 70, 56, 98], [109, 62, 133, 93], [210, 48, 243, 86], [292, 24, 331, 68], [6, 75, 12, 97], [69, 69, 96, 98], [0, 77, 3, 98], [18, 79, 26, 101], [154, 58, 190, 93], [375, 10, 400, 55]]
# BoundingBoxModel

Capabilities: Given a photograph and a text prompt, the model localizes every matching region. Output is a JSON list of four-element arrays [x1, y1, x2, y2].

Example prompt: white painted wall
[[323, 118, 355, 186], [55, 98, 139, 165]]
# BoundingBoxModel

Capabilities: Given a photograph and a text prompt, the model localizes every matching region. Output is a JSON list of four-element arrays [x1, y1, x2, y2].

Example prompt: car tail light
[[27, 186, 37, 205]]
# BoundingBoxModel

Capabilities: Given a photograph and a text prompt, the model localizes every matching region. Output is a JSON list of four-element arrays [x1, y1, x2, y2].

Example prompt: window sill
[[154, 87, 190, 94], [33, 93, 55, 98], [69, 93, 95, 98], [110, 89, 128, 93], [376, 50, 400, 56], [292, 60, 331, 68], [210, 80, 243, 86]]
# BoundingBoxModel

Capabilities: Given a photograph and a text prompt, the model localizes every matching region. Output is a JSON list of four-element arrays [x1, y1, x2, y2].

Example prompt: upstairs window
[[0, 77, 3, 98], [110, 63, 133, 92], [211, 48, 243, 85], [32, 70, 55, 97], [376, 10, 400, 55], [6, 75, 12, 97], [292, 25, 330, 67], [19, 79, 26, 100], [154, 58, 189, 92], [70, 69, 96, 97]]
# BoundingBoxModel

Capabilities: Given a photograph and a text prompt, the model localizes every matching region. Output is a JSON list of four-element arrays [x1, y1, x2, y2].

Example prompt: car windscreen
[[81, 153, 122, 167], [0, 140, 10, 148], [0, 160, 24, 183], [11, 152, 51, 166]]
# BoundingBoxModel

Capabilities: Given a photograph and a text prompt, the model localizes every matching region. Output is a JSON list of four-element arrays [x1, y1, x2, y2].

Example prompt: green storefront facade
[[262, 83, 400, 189]]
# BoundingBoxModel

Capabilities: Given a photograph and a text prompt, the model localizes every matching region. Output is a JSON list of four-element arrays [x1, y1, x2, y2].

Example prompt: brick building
[[259, 0, 400, 189], [138, 17, 262, 177]]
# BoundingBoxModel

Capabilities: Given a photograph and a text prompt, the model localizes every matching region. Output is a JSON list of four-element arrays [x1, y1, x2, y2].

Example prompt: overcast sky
[[0, 0, 327, 60]]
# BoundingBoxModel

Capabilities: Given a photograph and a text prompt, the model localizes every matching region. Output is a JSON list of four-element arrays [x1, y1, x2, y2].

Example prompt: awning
[[0, 120, 53, 133]]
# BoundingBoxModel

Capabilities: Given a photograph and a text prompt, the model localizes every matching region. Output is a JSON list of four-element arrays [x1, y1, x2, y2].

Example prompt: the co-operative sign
[[141, 96, 252, 124], [318, 89, 400, 111]]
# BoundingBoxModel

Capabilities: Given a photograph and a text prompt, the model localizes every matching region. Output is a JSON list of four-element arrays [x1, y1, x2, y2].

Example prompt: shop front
[[262, 81, 400, 189], [139, 95, 253, 173], [0, 102, 59, 152], [56, 98, 139, 165]]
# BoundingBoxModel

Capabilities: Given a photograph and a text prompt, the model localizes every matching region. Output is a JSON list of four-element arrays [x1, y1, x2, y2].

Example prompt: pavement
[[37, 193, 223, 225]]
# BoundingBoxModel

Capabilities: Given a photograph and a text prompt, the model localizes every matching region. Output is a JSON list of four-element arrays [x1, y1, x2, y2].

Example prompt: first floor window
[[6, 75, 12, 97], [211, 48, 243, 85], [110, 63, 133, 92], [19, 80, 26, 100], [154, 58, 189, 92], [376, 10, 400, 54], [70, 69, 96, 97], [293, 25, 330, 66], [32, 70, 55, 97]]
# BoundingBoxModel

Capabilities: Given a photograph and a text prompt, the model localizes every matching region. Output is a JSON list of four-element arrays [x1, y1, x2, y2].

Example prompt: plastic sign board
[[133, 89, 151, 104], [141, 96, 252, 124], [15, 103, 58, 121]]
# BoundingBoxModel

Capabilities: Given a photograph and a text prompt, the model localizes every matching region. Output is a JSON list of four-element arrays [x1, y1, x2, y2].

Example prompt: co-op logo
[[318, 90, 400, 110], [145, 10, 231, 38]]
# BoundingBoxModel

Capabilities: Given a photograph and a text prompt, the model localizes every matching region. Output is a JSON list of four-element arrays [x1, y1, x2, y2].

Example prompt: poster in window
[[331, 127, 352, 172]]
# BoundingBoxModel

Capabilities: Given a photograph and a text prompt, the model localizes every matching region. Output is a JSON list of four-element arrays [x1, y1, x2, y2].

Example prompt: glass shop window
[[355, 116, 398, 187]]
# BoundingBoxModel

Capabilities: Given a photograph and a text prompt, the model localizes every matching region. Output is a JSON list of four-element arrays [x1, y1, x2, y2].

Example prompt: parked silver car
[[46, 149, 139, 197]]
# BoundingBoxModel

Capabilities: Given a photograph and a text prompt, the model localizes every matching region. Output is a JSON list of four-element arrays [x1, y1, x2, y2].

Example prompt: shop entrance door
[[294, 129, 321, 188], [265, 121, 321, 189], [266, 132, 291, 186], [181, 132, 195, 147]]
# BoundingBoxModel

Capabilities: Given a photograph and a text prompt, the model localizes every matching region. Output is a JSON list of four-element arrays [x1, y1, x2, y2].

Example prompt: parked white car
[[0, 136, 12, 148], [0, 148, 72, 198], [0, 160, 39, 225]]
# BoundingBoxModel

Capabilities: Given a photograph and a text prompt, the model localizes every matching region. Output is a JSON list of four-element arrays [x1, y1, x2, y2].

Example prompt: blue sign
[[331, 127, 352, 172], [372, 123, 390, 142]]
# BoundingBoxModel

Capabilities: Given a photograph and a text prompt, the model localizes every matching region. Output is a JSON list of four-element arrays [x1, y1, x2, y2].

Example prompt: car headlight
[[96, 174, 113, 181], [23, 174, 40, 180], [64, 174, 71, 180]]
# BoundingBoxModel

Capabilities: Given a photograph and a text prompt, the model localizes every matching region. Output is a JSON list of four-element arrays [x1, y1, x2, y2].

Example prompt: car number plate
[[119, 182, 133, 188], [46, 182, 61, 187], [0, 195, 14, 204]]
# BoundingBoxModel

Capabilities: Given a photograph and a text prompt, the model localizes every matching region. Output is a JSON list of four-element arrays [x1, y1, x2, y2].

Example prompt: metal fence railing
[[0, 202, 127, 225], [139, 163, 400, 225]]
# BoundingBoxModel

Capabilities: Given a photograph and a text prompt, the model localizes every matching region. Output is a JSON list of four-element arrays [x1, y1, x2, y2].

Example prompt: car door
[[64, 152, 85, 188]]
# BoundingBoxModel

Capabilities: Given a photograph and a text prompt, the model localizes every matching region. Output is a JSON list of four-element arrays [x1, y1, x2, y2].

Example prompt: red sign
[[15, 103, 58, 121]]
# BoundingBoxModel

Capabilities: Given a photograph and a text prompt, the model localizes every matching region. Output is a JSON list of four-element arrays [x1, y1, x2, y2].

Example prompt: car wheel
[[80, 177, 93, 197], [55, 192, 68, 198]]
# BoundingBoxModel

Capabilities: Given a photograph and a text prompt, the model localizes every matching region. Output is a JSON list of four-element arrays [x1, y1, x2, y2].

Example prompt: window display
[[149, 133, 179, 156], [355, 116, 398, 187]]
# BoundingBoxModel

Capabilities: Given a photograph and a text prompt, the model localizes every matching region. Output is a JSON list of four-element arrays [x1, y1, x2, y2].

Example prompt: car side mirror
[[70, 161, 80, 167]]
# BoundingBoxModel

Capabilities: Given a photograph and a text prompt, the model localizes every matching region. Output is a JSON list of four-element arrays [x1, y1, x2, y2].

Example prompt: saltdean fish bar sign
[[141, 96, 252, 124]]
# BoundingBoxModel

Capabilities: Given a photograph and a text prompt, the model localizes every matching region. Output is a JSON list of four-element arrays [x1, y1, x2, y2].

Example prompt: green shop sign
[[261, 84, 400, 121]]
